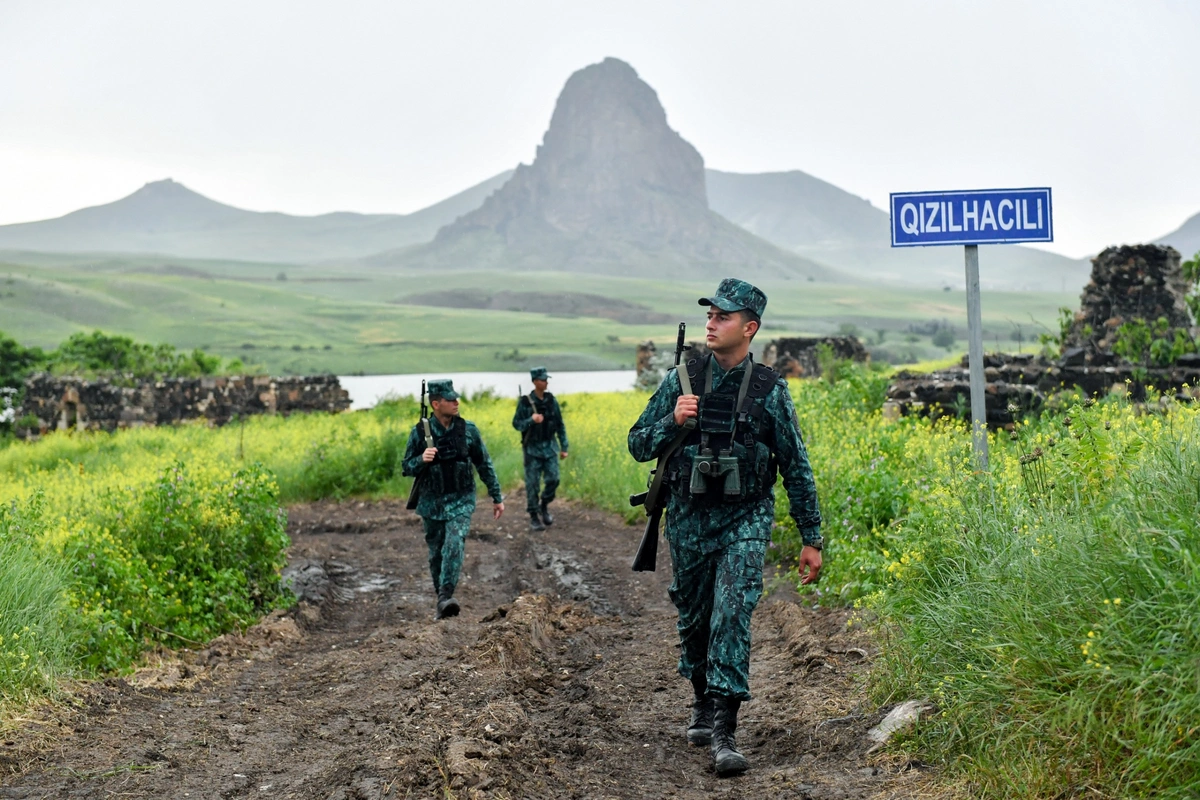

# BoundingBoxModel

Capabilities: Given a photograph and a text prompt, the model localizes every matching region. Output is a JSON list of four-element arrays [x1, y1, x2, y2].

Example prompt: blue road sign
[[890, 187, 1052, 247]]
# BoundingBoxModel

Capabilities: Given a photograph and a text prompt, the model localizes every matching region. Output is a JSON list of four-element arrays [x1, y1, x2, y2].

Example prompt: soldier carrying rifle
[[627, 278, 824, 777], [512, 366, 569, 532], [402, 379, 505, 620]]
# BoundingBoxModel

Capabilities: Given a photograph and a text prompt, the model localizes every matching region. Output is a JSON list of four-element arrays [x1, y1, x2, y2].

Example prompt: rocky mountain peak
[[436, 57, 707, 241]]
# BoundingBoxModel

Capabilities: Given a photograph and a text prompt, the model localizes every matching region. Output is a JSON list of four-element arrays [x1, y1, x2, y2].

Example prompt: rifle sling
[[644, 417, 694, 510]]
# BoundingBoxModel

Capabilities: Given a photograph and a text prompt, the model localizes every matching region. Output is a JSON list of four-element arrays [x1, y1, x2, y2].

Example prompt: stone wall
[[885, 352, 1200, 428], [19, 374, 350, 436]]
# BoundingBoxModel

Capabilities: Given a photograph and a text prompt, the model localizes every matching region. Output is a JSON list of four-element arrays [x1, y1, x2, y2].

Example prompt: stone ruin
[[763, 336, 869, 378], [17, 374, 350, 437], [886, 244, 1200, 427], [635, 335, 868, 390], [1062, 244, 1197, 363]]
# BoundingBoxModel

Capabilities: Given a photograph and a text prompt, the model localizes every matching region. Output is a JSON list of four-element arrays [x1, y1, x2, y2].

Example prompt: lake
[[338, 370, 638, 410]]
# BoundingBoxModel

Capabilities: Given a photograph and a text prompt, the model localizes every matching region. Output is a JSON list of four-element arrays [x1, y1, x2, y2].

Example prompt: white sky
[[1, 0, 1197, 257]]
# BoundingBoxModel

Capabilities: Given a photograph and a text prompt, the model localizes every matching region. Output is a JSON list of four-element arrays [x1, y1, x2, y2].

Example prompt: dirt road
[[0, 500, 932, 799]]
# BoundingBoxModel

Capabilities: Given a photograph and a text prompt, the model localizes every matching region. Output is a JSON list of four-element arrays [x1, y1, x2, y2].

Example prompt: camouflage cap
[[698, 278, 767, 318], [427, 379, 460, 400], [530, 366, 550, 381]]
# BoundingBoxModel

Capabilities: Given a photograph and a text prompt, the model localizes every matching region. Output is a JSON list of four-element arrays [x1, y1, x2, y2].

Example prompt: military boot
[[529, 512, 545, 532], [540, 503, 554, 527], [710, 697, 749, 776], [435, 586, 460, 620], [686, 674, 714, 745]]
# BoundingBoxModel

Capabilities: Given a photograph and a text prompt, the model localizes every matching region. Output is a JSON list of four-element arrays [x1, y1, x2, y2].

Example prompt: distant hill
[[370, 58, 841, 283], [1155, 211, 1200, 261], [0, 173, 513, 263], [706, 169, 1092, 292]]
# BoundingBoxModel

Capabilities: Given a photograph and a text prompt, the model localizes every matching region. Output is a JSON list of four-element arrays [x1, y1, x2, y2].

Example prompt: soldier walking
[[512, 366, 569, 532], [402, 379, 505, 619], [627, 279, 824, 776]]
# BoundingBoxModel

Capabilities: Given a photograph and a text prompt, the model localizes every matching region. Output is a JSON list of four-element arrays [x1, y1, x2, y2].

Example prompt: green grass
[[0, 253, 1077, 374]]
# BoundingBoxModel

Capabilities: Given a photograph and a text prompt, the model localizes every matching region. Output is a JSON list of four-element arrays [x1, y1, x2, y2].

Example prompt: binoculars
[[689, 449, 741, 496]]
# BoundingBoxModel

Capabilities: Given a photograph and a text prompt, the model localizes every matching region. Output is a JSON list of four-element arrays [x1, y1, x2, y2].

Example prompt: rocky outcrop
[[369, 58, 837, 281], [19, 374, 349, 436]]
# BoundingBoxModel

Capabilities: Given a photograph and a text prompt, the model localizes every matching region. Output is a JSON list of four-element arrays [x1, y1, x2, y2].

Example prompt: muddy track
[[0, 501, 934, 799]]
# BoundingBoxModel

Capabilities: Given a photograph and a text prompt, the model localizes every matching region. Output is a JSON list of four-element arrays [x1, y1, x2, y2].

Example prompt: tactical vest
[[522, 392, 559, 446], [666, 355, 780, 504], [426, 417, 475, 495]]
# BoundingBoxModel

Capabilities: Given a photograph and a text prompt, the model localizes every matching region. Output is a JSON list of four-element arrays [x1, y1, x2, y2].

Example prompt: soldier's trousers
[[422, 515, 471, 592], [523, 450, 560, 513], [667, 538, 767, 701]]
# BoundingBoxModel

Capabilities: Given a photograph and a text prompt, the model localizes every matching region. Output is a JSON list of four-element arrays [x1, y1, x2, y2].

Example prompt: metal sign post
[[890, 187, 1054, 470]]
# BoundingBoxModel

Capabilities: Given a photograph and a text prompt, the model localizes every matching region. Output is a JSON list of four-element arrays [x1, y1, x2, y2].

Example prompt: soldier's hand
[[493, 502, 505, 520], [559, 451, 568, 460], [421, 447, 438, 463], [798, 545, 823, 585], [532, 413, 544, 423], [674, 395, 699, 427]]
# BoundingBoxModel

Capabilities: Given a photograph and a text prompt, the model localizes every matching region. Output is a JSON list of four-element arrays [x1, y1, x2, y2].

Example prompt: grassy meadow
[[0, 252, 1077, 374], [3, 363, 1200, 796]]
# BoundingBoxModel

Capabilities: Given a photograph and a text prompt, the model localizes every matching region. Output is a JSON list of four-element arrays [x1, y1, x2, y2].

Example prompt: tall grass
[[0, 495, 76, 705], [873, 397, 1200, 797]]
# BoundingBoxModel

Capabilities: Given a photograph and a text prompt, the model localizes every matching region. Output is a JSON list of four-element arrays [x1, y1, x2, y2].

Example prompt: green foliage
[[1183, 250, 1200, 322], [64, 462, 290, 671], [49, 330, 230, 382], [0, 495, 76, 702], [931, 328, 956, 349], [872, 396, 1200, 798], [1037, 306, 1076, 358], [1113, 317, 1197, 367], [0, 332, 47, 390]]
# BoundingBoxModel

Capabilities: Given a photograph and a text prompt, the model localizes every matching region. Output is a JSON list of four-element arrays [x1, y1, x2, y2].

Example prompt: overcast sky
[[1, 0, 1197, 257]]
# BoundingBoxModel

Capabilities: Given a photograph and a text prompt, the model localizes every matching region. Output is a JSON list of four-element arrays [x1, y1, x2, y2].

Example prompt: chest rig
[[430, 418, 474, 494], [522, 392, 559, 445], [667, 355, 780, 504]]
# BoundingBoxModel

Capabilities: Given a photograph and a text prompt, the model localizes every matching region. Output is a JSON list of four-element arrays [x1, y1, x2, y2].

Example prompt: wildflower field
[[2, 371, 1199, 797]]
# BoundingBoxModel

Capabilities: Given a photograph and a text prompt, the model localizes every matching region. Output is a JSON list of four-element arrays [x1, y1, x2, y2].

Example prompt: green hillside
[[0, 251, 1077, 375]]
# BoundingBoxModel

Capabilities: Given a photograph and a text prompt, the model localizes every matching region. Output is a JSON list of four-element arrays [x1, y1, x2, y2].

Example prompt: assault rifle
[[630, 322, 696, 572], [405, 380, 433, 510], [518, 384, 540, 447]]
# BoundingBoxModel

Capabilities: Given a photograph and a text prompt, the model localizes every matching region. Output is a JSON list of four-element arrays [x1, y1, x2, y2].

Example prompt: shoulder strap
[[747, 363, 780, 400]]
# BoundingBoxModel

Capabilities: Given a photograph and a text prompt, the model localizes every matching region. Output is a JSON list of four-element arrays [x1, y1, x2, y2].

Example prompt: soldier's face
[[705, 308, 757, 352], [533, 378, 548, 392], [431, 397, 459, 417]]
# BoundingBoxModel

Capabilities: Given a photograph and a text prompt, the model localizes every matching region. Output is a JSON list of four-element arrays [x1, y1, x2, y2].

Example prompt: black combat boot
[[530, 512, 545, 532], [435, 586, 460, 620], [710, 696, 749, 776], [540, 503, 554, 527], [686, 674, 714, 746]]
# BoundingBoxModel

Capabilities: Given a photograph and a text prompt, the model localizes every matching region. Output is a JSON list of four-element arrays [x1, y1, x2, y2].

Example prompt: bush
[[65, 462, 290, 671]]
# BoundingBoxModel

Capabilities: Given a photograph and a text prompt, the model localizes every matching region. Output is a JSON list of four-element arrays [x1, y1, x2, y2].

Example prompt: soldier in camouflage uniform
[[402, 379, 505, 619], [628, 278, 824, 776], [512, 366, 569, 532]]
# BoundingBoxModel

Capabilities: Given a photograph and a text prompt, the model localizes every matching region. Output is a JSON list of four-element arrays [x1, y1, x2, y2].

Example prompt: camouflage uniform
[[512, 367, 569, 520], [402, 380, 503, 598], [627, 281, 823, 702]]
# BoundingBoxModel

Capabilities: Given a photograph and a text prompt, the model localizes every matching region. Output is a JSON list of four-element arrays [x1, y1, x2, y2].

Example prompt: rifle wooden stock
[[631, 508, 661, 572]]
